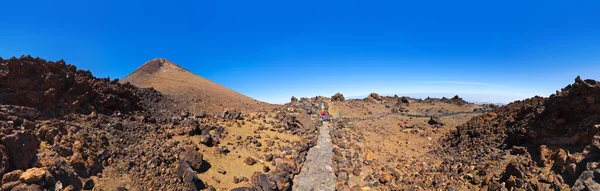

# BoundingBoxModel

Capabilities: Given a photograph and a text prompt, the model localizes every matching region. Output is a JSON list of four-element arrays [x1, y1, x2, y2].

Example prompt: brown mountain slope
[[121, 58, 272, 113]]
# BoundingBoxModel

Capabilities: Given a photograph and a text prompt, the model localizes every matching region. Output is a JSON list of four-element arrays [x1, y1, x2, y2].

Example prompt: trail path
[[293, 121, 336, 191]]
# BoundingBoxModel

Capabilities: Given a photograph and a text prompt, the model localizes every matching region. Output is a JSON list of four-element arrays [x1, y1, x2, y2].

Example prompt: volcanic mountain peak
[[121, 58, 273, 112], [127, 58, 187, 77]]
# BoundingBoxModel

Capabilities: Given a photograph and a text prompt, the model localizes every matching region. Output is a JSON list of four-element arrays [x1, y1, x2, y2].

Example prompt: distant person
[[319, 109, 326, 121]]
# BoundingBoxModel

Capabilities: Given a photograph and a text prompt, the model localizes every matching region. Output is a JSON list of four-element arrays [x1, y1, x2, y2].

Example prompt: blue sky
[[1, 0, 599, 104]]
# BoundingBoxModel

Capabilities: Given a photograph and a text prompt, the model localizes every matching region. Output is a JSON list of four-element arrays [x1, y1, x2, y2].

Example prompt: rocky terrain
[[438, 76, 600, 190], [323, 77, 600, 191], [3, 55, 598, 191], [0, 56, 322, 191], [327, 93, 493, 190]]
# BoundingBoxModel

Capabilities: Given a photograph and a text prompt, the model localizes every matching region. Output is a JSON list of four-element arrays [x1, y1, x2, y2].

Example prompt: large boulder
[[176, 161, 205, 190], [331, 93, 345, 102], [19, 167, 53, 185], [428, 116, 444, 126], [572, 170, 600, 191], [34, 152, 82, 189], [1, 130, 40, 170], [178, 148, 204, 171], [366, 93, 381, 102], [399, 97, 412, 104], [251, 172, 276, 191], [279, 110, 315, 133]]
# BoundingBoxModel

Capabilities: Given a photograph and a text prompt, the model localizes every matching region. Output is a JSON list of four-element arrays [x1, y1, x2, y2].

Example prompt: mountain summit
[[121, 58, 271, 113], [125, 58, 188, 75]]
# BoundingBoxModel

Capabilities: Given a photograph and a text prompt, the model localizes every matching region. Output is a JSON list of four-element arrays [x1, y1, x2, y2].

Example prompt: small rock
[[244, 157, 257, 166], [265, 154, 274, 162], [217, 168, 226, 174], [199, 135, 212, 146]]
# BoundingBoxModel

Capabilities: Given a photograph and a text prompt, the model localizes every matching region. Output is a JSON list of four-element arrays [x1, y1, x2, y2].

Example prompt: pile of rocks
[[365, 93, 382, 103], [0, 56, 206, 190], [331, 93, 345, 102], [0, 56, 161, 118], [439, 76, 600, 190], [232, 100, 322, 190]]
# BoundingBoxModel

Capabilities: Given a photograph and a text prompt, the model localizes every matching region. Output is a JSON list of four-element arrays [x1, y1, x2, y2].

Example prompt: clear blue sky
[[1, 0, 599, 104]]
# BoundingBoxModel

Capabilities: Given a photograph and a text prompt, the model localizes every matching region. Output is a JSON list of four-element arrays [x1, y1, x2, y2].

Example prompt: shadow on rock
[[197, 160, 211, 173]]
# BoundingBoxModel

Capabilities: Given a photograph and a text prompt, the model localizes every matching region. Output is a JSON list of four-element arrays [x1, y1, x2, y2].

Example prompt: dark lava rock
[[368, 93, 381, 101], [428, 116, 444, 126], [83, 179, 95, 190], [265, 154, 274, 162], [244, 157, 257, 166], [178, 148, 203, 171], [199, 135, 213, 146], [195, 112, 207, 118], [223, 110, 243, 120], [251, 172, 276, 191], [331, 93, 345, 102], [176, 161, 205, 190], [1, 130, 40, 170]]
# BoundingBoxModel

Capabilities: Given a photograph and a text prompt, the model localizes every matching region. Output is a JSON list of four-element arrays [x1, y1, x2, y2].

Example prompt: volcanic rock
[[176, 161, 205, 190], [332, 93, 345, 102], [0, 145, 8, 176], [244, 157, 257, 166], [19, 168, 47, 183], [1, 130, 40, 170], [178, 148, 204, 171], [428, 116, 444, 126]]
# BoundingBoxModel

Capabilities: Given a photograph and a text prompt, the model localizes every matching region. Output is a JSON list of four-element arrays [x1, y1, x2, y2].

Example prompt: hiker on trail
[[320, 109, 326, 121]]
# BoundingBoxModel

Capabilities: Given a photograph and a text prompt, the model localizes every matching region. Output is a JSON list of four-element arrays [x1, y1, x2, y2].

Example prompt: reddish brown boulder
[[331, 93, 345, 102], [1, 130, 40, 170], [178, 148, 203, 171], [367, 93, 381, 102], [251, 172, 276, 190]]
